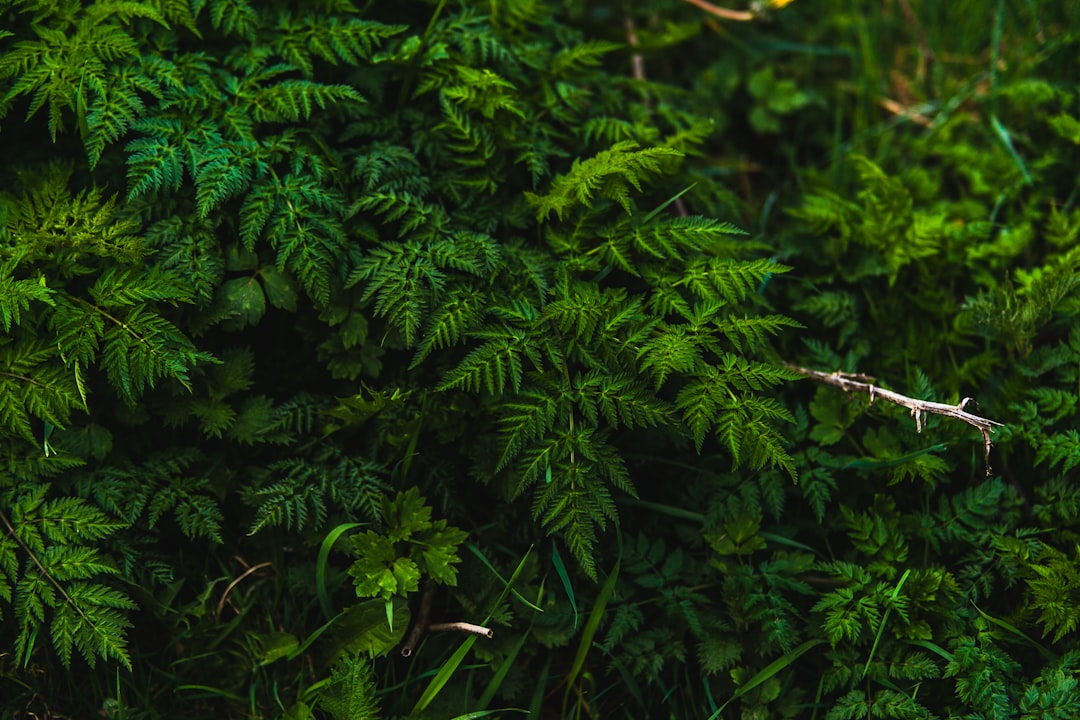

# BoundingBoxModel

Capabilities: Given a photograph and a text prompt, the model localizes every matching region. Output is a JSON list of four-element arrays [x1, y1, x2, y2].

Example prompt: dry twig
[[428, 622, 495, 638], [788, 364, 1004, 476], [216, 561, 272, 622], [682, 0, 756, 21], [401, 584, 493, 657]]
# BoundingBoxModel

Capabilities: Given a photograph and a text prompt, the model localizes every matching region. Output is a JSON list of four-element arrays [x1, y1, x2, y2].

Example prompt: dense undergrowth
[[2, 0, 1080, 718]]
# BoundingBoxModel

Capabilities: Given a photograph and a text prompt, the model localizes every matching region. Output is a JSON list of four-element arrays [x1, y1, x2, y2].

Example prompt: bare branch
[[787, 364, 1005, 476]]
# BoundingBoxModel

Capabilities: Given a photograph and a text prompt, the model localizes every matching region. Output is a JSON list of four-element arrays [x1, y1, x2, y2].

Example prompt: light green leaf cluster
[[348, 488, 467, 601]]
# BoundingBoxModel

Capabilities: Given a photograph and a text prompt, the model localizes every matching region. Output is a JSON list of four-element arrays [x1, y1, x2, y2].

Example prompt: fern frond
[[348, 241, 440, 344], [0, 341, 80, 442], [37, 498, 123, 545], [317, 655, 381, 720], [248, 478, 327, 534], [532, 457, 617, 580], [352, 143, 428, 194], [525, 140, 682, 221], [633, 215, 749, 261], [49, 581, 136, 668], [0, 19, 139, 140], [204, 0, 257, 40], [713, 314, 804, 353], [437, 328, 527, 394], [638, 325, 703, 389], [351, 191, 450, 238], [573, 371, 670, 430], [247, 79, 364, 123], [3, 484, 135, 669], [411, 288, 484, 367], [0, 260, 55, 332], [239, 173, 348, 305], [87, 266, 194, 307], [192, 141, 259, 218], [107, 311, 205, 395], [124, 117, 187, 199], [272, 14, 405, 77], [549, 40, 622, 78], [715, 353, 802, 392], [714, 400, 797, 479], [497, 383, 565, 471], [582, 116, 638, 146], [1035, 429, 1080, 473], [681, 257, 790, 303], [6, 164, 144, 264], [83, 71, 147, 167], [674, 378, 719, 452]]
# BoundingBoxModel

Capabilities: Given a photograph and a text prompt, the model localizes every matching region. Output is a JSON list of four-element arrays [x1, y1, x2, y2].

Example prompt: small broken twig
[[682, 0, 755, 21], [788, 364, 1005, 476], [216, 561, 272, 623], [428, 622, 495, 638], [400, 584, 493, 657]]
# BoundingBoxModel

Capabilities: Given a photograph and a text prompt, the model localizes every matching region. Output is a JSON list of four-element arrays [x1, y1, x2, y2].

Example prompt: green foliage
[[525, 140, 683, 220], [316, 655, 381, 720], [347, 488, 466, 601], [3, 0, 1080, 719], [0, 483, 134, 669]]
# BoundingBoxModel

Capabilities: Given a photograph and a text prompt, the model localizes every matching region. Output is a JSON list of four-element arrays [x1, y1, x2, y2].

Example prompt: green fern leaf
[[272, 14, 406, 77], [638, 325, 703, 389], [0, 264, 55, 332], [525, 140, 683, 221], [247, 79, 364, 123], [204, 0, 258, 40], [437, 330, 527, 394], [497, 383, 565, 471], [0, 341, 80, 442], [410, 288, 484, 367], [125, 118, 187, 199], [714, 314, 804, 353], [675, 378, 718, 451]]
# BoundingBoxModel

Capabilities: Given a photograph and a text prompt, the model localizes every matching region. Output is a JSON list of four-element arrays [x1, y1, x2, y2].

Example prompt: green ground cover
[[2, 0, 1080, 717]]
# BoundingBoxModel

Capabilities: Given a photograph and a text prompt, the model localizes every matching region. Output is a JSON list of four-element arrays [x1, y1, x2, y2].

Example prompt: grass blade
[[477, 628, 532, 709], [528, 655, 553, 719], [973, 603, 1057, 660], [638, 183, 698, 226], [464, 542, 543, 613], [617, 497, 704, 523], [711, 638, 824, 718], [550, 540, 579, 630], [316, 522, 363, 620], [561, 540, 621, 714], [413, 547, 535, 714], [412, 635, 478, 714], [482, 545, 534, 625], [990, 114, 1033, 186], [862, 568, 910, 678]]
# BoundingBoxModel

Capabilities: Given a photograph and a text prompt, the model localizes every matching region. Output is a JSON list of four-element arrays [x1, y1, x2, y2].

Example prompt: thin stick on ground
[[428, 622, 494, 638], [787, 364, 1005, 476], [400, 585, 494, 657], [681, 0, 755, 21]]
